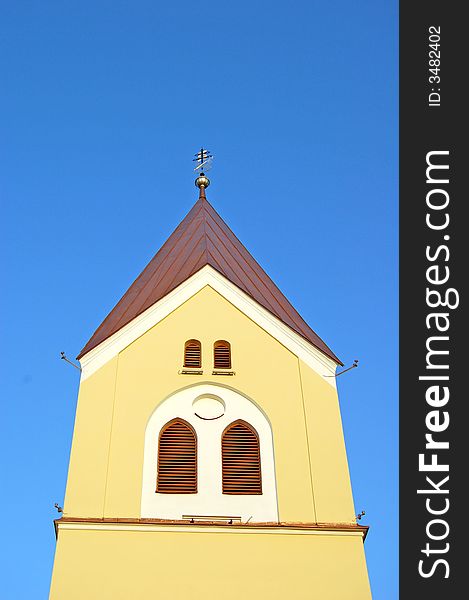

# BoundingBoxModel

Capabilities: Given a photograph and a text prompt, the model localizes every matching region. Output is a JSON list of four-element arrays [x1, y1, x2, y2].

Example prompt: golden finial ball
[[195, 173, 210, 189]]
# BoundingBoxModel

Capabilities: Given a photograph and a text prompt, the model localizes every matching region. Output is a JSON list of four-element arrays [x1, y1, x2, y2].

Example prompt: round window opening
[[193, 395, 225, 420]]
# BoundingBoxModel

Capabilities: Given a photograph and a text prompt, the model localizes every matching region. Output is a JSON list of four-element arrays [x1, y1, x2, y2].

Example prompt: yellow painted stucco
[[51, 285, 371, 598], [63, 356, 118, 518], [50, 527, 371, 600]]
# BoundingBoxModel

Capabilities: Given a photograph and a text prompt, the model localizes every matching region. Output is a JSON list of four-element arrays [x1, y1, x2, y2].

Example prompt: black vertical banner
[[400, 2, 464, 597]]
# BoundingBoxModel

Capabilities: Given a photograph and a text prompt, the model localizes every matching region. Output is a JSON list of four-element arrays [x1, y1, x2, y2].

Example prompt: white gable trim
[[79, 265, 338, 386]]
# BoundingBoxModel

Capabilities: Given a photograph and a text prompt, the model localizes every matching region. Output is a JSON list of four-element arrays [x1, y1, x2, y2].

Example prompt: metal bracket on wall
[[60, 352, 82, 372], [325, 359, 359, 378]]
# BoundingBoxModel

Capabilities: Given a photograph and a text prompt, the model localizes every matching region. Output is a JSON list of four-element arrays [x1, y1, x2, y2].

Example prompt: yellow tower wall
[[63, 357, 117, 518], [50, 526, 371, 600], [63, 285, 355, 524], [299, 362, 357, 523], [52, 284, 371, 598]]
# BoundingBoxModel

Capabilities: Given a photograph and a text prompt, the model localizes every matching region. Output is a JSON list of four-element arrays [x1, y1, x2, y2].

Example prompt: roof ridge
[[201, 197, 210, 265]]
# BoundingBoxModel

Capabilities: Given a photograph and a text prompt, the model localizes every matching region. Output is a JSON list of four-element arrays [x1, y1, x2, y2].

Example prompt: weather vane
[[193, 148, 213, 193], [193, 148, 214, 173]]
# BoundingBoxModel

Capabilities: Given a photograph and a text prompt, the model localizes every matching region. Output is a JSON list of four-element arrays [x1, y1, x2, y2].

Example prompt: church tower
[[49, 160, 372, 599]]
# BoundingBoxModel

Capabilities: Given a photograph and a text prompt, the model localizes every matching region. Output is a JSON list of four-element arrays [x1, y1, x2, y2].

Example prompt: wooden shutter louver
[[156, 419, 197, 493], [214, 340, 231, 369], [184, 339, 201, 368], [222, 420, 262, 495]]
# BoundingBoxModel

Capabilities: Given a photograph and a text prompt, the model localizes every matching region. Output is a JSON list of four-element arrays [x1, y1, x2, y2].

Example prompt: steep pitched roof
[[77, 189, 341, 364]]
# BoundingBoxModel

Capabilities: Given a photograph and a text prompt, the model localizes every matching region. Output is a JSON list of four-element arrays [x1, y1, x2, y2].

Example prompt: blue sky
[[0, 1, 397, 597]]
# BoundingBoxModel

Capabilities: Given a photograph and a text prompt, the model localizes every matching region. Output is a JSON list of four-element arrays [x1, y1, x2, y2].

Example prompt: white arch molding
[[141, 383, 279, 522]]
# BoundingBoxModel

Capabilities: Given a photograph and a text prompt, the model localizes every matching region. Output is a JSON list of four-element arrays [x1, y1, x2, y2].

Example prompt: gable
[[79, 266, 338, 387]]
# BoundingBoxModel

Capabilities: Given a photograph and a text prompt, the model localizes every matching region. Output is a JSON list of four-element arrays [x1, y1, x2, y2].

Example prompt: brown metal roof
[[77, 188, 342, 364]]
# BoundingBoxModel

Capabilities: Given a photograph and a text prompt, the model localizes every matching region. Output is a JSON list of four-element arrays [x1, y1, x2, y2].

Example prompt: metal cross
[[193, 148, 213, 172]]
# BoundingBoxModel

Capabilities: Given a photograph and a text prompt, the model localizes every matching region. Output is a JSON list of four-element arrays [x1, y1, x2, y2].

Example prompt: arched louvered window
[[222, 420, 262, 495], [156, 419, 197, 493], [184, 339, 201, 368], [214, 340, 231, 369]]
